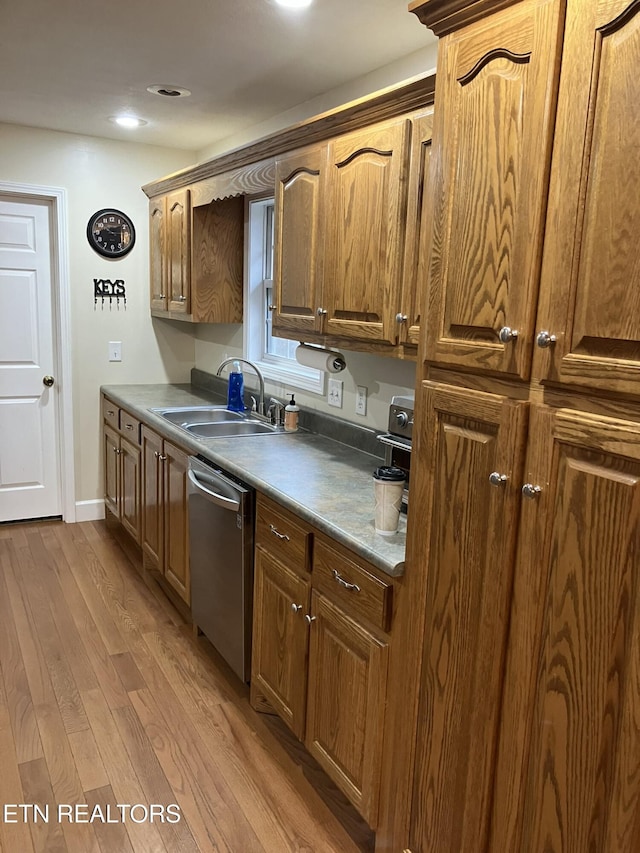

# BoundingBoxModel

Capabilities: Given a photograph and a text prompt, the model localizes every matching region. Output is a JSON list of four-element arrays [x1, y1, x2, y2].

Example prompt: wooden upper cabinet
[[399, 109, 434, 347], [272, 144, 326, 338], [491, 405, 640, 852], [408, 381, 528, 853], [166, 189, 191, 313], [421, 0, 564, 379], [149, 197, 166, 312], [322, 117, 410, 344], [533, 0, 640, 396]]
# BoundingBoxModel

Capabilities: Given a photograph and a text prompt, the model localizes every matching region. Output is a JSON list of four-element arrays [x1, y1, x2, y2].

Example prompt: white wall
[[0, 123, 196, 510], [197, 44, 438, 163]]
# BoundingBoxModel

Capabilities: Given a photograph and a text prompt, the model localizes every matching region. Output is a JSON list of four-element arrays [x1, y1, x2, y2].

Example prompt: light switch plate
[[328, 378, 343, 408], [355, 385, 367, 416], [108, 341, 122, 362]]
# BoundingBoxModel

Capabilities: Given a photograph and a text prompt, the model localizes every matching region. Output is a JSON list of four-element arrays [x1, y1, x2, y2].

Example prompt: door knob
[[521, 483, 542, 499], [43, 375, 55, 387], [498, 326, 519, 343], [536, 330, 557, 348]]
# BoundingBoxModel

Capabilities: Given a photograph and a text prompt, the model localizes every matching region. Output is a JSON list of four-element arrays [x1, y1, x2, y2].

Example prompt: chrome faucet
[[216, 358, 266, 417]]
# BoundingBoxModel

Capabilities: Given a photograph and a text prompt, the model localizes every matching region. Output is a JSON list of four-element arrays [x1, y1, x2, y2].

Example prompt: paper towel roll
[[295, 343, 346, 373]]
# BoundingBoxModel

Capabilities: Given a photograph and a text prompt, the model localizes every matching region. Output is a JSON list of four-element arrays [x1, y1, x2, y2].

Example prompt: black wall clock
[[87, 208, 136, 258]]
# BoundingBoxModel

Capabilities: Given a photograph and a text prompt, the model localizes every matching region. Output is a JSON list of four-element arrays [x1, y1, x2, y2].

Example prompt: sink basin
[[150, 405, 283, 438]]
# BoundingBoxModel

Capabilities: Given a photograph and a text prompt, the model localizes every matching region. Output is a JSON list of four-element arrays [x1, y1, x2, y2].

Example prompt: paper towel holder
[[295, 342, 346, 373]]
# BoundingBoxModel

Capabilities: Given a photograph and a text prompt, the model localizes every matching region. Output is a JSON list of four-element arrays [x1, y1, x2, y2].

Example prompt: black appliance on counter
[[376, 395, 414, 513]]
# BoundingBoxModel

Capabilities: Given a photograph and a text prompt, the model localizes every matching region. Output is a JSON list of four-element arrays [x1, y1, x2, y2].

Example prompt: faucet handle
[[250, 395, 258, 412]]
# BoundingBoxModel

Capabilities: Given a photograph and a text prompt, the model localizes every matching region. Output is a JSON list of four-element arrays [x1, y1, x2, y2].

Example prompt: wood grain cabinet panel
[[272, 144, 326, 338], [533, 0, 640, 395], [102, 400, 141, 544], [141, 425, 163, 571], [251, 546, 311, 739], [323, 118, 410, 345], [306, 590, 388, 828], [491, 406, 640, 853], [408, 381, 528, 853], [162, 440, 190, 605], [103, 423, 119, 519], [149, 190, 243, 323], [119, 435, 141, 543], [421, 0, 564, 379]]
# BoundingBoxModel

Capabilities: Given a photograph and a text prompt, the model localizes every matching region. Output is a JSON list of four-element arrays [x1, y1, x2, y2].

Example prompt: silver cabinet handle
[[536, 330, 557, 348], [112, 445, 118, 453], [269, 524, 290, 542], [291, 603, 302, 613], [499, 326, 519, 343], [316, 307, 327, 316], [158, 454, 167, 461], [522, 483, 542, 499], [106, 409, 115, 416], [489, 472, 508, 486], [396, 313, 408, 323], [332, 569, 361, 593], [305, 614, 316, 625], [125, 423, 134, 430]]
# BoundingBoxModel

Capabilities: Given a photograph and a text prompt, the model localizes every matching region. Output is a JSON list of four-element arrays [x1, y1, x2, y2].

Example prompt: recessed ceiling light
[[109, 115, 147, 129], [274, 0, 313, 7], [147, 84, 191, 98]]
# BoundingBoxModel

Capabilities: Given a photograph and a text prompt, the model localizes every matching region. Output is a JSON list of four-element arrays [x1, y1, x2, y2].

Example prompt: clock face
[[87, 209, 136, 258]]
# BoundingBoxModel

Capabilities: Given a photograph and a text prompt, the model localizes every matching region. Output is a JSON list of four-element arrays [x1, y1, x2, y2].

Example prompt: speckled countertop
[[101, 384, 406, 577]]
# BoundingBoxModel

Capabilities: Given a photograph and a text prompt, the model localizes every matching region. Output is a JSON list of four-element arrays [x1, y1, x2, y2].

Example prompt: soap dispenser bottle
[[284, 394, 299, 432], [227, 360, 245, 412]]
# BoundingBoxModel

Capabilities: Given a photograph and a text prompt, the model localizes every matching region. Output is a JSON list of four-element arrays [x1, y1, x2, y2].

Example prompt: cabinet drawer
[[313, 538, 393, 632], [102, 397, 119, 430], [256, 497, 311, 576], [120, 410, 141, 444]]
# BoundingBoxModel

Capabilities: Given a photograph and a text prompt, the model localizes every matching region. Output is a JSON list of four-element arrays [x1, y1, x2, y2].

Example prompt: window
[[244, 197, 324, 394]]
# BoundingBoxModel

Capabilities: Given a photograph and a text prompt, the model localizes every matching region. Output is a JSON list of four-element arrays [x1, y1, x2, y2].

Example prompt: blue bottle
[[227, 360, 245, 412]]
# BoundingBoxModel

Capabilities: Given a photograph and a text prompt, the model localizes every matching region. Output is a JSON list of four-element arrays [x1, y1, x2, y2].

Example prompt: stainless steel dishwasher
[[187, 455, 254, 682]]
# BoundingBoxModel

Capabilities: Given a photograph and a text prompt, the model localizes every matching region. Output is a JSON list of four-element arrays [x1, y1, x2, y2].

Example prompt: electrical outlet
[[355, 385, 367, 416], [108, 341, 122, 362], [328, 378, 343, 408]]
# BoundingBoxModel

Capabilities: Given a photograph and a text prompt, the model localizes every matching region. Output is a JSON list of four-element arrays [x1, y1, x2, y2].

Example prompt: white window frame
[[244, 196, 324, 395]]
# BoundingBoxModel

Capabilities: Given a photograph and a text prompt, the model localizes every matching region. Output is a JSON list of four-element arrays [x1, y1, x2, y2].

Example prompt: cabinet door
[[141, 425, 163, 570], [322, 118, 410, 344], [408, 382, 528, 853], [119, 435, 141, 544], [491, 406, 640, 853], [103, 423, 120, 518], [533, 0, 640, 395], [306, 590, 388, 828], [149, 197, 167, 312], [251, 547, 310, 739], [422, 0, 563, 379], [166, 189, 191, 314], [398, 110, 434, 348], [272, 145, 326, 338], [162, 440, 190, 603]]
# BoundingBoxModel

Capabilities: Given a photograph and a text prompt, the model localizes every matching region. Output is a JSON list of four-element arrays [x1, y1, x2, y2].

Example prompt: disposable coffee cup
[[373, 466, 405, 536]]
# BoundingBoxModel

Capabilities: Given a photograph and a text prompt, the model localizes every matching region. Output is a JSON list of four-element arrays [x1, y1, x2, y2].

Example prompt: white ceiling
[[0, 0, 436, 153]]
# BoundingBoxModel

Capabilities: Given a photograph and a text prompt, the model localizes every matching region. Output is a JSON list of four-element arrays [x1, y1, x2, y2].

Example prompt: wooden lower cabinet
[[251, 495, 393, 829], [141, 424, 190, 605], [407, 381, 528, 852], [490, 406, 640, 853], [306, 589, 388, 827], [251, 546, 310, 738], [102, 410, 141, 544]]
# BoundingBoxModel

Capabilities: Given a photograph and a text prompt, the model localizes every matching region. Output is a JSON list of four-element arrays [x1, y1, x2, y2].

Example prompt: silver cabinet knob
[[489, 472, 508, 486], [177, 295, 187, 302], [316, 307, 327, 316], [499, 326, 519, 343], [43, 375, 55, 387], [536, 330, 557, 348], [291, 603, 302, 613], [396, 313, 408, 323], [305, 614, 317, 625], [521, 483, 542, 499]]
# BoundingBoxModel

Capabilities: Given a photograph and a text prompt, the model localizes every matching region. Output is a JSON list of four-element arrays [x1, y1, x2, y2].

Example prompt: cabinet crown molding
[[408, 0, 521, 36]]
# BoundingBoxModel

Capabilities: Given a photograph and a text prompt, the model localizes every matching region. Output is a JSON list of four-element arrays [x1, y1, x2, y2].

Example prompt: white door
[[0, 197, 61, 522]]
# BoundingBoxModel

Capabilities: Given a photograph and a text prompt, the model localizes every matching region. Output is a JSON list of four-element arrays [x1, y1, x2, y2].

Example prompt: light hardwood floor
[[0, 519, 374, 853]]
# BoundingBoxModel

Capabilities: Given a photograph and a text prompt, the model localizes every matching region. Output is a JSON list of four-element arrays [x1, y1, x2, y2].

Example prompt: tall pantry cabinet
[[376, 0, 640, 851]]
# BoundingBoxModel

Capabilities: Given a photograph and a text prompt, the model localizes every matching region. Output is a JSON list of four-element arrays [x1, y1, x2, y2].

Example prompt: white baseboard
[[74, 499, 105, 523]]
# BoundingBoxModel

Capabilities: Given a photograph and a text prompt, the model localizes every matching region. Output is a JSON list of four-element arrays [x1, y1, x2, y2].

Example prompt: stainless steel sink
[[150, 406, 283, 438]]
